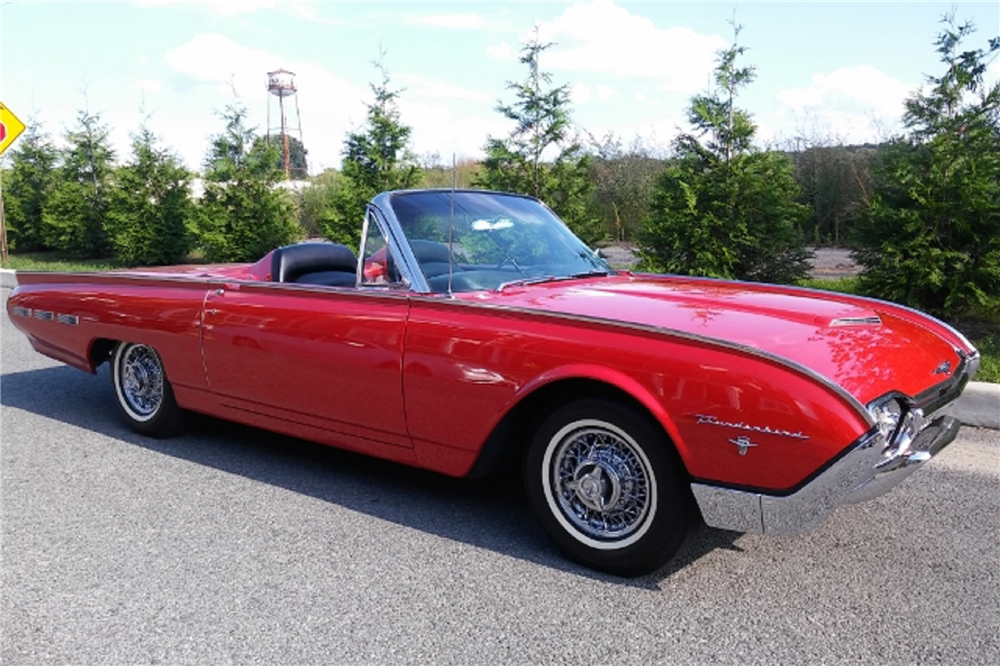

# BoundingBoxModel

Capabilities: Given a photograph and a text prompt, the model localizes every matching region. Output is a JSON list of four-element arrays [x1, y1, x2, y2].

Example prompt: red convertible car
[[6, 189, 979, 576]]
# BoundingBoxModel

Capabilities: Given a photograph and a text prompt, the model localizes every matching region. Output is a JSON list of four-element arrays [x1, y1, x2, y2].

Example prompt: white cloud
[[164, 34, 365, 171], [408, 13, 485, 30], [398, 97, 504, 161], [486, 41, 516, 62], [776, 65, 915, 143], [534, 0, 726, 92], [778, 65, 912, 116]]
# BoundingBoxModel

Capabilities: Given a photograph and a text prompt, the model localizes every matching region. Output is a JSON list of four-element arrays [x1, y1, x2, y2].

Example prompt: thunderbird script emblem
[[693, 414, 809, 440]]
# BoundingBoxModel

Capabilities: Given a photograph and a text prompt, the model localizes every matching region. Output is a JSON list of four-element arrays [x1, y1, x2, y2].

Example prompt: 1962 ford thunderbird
[[6, 189, 979, 576]]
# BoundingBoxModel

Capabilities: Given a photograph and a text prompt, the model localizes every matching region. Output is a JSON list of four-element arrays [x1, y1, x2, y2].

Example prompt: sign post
[[0, 102, 28, 261]]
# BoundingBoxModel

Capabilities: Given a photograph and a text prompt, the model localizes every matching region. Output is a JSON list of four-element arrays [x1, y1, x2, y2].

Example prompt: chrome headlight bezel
[[869, 395, 907, 444], [867, 393, 928, 471]]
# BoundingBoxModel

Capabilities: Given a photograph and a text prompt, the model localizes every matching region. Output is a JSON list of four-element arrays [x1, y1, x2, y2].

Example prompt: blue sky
[[2, 1, 998, 174]]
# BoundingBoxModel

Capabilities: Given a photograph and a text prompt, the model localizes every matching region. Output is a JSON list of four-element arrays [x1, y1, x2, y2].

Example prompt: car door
[[200, 282, 411, 449]]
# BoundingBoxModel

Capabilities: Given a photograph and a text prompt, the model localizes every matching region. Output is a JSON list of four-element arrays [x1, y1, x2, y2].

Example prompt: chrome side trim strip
[[409, 295, 872, 426], [12, 306, 31, 318]]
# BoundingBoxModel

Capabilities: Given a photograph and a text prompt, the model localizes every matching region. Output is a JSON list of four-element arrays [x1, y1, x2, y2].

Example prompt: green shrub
[[1, 120, 58, 252], [105, 127, 194, 266], [42, 109, 116, 257], [194, 104, 300, 262], [852, 17, 1000, 319], [639, 28, 811, 283]]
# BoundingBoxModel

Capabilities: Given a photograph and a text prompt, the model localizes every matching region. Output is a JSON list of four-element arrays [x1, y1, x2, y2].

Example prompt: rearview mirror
[[471, 218, 514, 231]]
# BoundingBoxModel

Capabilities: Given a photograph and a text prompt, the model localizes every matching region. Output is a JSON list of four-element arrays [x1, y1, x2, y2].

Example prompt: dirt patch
[[808, 247, 861, 280]]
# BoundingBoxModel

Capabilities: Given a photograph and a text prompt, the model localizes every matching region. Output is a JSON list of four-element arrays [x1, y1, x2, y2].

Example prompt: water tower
[[266, 69, 305, 179]]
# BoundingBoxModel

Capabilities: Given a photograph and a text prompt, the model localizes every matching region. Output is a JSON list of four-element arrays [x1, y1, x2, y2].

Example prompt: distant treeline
[[2, 15, 997, 320]]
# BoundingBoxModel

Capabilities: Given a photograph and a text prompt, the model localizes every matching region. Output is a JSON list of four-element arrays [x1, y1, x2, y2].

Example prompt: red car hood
[[471, 273, 968, 406]]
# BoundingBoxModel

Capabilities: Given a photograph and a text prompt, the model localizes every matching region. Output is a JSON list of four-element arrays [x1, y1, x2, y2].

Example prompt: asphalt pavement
[[2, 287, 999, 665]]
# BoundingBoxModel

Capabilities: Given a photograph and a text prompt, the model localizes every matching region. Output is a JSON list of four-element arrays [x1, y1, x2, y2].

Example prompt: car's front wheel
[[111, 342, 184, 438], [525, 398, 693, 577]]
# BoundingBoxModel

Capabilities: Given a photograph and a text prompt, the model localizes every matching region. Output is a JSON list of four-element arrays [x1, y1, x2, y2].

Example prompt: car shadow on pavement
[[1, 364, 742, 587]]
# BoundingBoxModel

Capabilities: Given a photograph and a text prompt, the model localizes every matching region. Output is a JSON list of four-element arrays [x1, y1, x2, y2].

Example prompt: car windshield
[[388, 190, 612, 293]]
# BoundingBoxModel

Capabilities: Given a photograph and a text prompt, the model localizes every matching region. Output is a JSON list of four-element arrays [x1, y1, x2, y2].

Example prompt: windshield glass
[[388, 191, 611, 293]]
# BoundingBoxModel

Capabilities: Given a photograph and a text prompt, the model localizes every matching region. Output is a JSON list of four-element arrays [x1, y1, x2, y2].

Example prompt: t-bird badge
[[729, 436, 758, 456]]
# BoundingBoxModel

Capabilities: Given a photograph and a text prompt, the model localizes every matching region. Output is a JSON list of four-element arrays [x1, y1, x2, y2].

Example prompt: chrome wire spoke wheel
[[114, 343, 165, 422], [528, 399, 692, 575], [542, 419, 657, 550], [111, 341, 184, 438]]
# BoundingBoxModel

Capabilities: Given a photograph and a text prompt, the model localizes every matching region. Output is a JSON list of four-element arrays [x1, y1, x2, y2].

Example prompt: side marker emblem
[[933, 360, 952, 375], [729, 436, 758, 456]]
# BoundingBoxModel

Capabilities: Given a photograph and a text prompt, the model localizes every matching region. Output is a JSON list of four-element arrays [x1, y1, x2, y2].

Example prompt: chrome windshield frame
[[364, 196, 431, 294]]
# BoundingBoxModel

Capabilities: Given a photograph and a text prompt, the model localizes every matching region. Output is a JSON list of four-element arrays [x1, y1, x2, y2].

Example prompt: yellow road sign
[[1, 102, 27, 154]]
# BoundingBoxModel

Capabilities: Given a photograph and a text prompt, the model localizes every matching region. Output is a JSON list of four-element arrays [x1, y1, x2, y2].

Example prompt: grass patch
[[2, 252, 123, 272], [796, 276, 860, 294], [970, 335, 1000, 383], [953, 321, 1000, 384]]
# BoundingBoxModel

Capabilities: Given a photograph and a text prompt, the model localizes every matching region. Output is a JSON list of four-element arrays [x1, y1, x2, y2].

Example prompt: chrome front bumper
[[691, 413, 961, 535]]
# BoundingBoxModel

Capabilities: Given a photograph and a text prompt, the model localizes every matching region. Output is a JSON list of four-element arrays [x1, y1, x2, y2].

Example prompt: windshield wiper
[[496, 275, 557, 292], [496, 270, 613, 293]]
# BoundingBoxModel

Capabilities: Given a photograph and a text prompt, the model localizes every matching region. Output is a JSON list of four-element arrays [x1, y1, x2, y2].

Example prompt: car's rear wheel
[[111, 342, 184, 437], [525, 398, 693, 577]]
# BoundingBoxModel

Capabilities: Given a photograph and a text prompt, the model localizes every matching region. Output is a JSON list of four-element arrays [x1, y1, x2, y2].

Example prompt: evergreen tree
[[474, 34, 603, 245], [639, 26, 811, 283], [195, 104, 299, 262], [254, 134, 309, 179], [298, 169, 342, 238], [1, 118, 59, 252], [320, 58, 420, 247], [43, 108, 116, 256], [105, 125, 194, 266], [853, 15, 1000, 318]]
